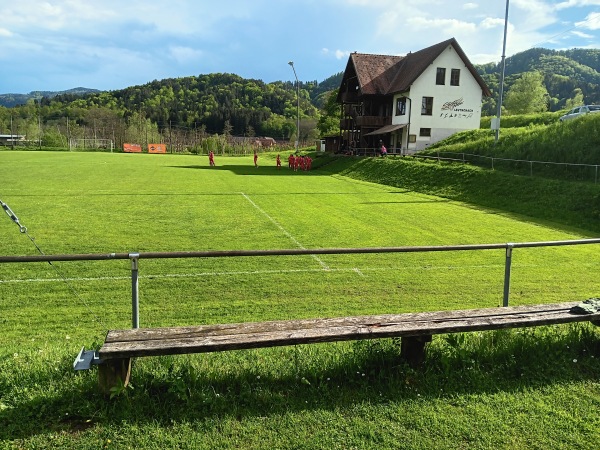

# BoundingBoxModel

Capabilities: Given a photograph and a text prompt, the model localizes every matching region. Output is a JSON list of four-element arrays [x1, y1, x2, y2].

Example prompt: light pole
[[495, 0, 510, 143], [288, 61, 300, 151]]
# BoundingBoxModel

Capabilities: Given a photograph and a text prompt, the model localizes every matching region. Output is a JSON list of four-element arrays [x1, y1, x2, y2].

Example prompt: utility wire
[[1, 199, 109, 332]]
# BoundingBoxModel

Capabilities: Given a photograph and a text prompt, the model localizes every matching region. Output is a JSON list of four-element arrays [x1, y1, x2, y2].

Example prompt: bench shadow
[[2, 327, 599, 440]]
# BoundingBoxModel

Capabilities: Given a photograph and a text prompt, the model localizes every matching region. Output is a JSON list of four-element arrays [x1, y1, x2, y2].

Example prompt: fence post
[[503, 244, 513, 307], [596, 166, 598, 184], [492, 157, 494, 170], [530, 161, 533, 177], [130, 253, 140, 329]]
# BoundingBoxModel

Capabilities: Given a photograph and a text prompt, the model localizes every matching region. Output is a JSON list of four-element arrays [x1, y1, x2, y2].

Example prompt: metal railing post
[[503, 244, 513, 307], [130, 253, 140, 328]]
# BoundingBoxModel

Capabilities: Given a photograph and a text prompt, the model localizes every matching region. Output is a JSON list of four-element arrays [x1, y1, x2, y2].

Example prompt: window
[[421, 97, 433, 115], [451, 69, 460, 86], [420, 128, 431, 137], [436, 68, 446, 85], [396, 97, 406, 116]]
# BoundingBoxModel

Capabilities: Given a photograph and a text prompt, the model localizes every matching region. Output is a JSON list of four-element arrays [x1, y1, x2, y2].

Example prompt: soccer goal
[[69, 138, 115, 152]]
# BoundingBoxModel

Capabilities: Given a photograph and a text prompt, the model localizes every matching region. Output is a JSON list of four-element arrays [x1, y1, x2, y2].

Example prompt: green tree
[[317, 90, 341, 137], [503, 71, 549, 114], [564, 88, 584, 109]]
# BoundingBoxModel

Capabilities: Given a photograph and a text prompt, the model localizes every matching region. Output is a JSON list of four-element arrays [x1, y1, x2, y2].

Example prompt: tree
[[317, 90, 341, 137], [503, 71, 549, 115], [564, 88, 584, 109]]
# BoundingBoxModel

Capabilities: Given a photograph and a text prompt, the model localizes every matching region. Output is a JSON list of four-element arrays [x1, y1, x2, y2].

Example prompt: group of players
[[208, 150, 313, 171], [278, 153, 313, 171]]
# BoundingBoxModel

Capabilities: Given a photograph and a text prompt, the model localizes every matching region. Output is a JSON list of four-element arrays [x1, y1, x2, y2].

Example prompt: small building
[[337, 38, 491, 154], [0, 134, 26, 146]]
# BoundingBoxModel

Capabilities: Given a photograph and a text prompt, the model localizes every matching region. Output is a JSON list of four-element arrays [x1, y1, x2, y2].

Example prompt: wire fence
[[414, 151, 600, 183]]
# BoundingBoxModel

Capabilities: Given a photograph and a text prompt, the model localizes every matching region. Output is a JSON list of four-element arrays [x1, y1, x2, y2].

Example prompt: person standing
[[276, 154, 281, 169], [208, 150, 215, 166], [254, 150, 259, 168], [380, 141, 387, 157]]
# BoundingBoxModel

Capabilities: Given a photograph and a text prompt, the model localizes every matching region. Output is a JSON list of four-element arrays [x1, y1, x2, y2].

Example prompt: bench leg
[[98, 358, 132, 394], [401, 335, 432, 367]]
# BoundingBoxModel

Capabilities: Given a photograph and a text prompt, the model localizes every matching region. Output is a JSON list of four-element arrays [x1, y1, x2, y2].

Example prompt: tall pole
[[288, 61, 300, 151], [495, 0, 510, 143]]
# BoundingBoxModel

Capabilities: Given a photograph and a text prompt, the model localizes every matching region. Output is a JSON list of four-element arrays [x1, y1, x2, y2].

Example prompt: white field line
[[0, 264, 507, 284], [240, 192, 330, 270], [353, 267, 365, 277]]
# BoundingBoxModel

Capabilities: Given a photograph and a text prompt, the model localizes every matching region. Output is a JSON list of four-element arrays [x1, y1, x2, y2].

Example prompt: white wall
[[392, 44, 484, 152]]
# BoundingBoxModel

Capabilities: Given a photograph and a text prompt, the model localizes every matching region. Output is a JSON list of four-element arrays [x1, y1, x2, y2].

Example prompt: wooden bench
[[96, 301, 600, 392]]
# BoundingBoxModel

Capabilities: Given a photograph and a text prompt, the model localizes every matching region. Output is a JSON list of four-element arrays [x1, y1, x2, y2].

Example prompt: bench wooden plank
[[99, 302, 600, 360]]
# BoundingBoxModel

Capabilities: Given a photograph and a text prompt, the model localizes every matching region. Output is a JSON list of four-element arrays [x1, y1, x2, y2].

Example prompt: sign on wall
[[439, 97, 474, 120]]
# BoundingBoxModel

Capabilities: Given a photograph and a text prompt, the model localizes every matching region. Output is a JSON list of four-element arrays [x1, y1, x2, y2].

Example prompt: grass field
[[1, 151, 599, 449]]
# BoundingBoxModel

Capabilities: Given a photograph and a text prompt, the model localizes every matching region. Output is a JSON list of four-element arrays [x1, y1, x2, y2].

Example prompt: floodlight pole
[[495, 0, 510, 143], [288, 61, 300, 151]]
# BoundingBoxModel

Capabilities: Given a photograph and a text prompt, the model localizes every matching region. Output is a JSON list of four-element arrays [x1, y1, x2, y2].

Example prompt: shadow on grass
[[169, 164, 321, 176], [2, 325, 599, 440]]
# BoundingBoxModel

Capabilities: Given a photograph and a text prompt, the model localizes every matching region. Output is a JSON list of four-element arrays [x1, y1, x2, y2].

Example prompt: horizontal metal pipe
[[1, 238, 599, 263]]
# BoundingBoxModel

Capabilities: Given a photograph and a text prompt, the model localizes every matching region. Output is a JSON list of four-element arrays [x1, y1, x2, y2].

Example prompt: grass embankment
[[1, 151, 599, 449], [332, 156, 600, 235], [422, 112, 600, 181]]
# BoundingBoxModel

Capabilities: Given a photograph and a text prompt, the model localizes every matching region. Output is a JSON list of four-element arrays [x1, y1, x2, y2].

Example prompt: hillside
[[0, 87, 100, 108], [477, 47, 600, 115]]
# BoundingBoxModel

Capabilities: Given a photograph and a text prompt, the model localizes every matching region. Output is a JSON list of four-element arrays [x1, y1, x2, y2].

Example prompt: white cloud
[[322, 48, 351, 60], [406, 17, 478, 34], [575, 12, 600, 29], [572, 30, 594, 38], [555, 0, 600, 10], [480, 17, 505, 29], [0, 28, 13, 37], [511, 0, 557, 29], [169, 46, 204, 63], [463, 3, 479, 10]]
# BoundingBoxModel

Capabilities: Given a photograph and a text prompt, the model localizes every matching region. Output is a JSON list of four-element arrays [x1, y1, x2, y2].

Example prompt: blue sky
[[2, 0, 600, 94]]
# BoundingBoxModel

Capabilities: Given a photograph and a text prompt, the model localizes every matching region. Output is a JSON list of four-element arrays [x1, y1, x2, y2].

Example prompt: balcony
[[355, 116, 391, 127]]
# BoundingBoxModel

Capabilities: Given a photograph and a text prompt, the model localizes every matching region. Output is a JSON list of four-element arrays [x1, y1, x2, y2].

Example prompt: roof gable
[[351, 53, 404, 96], [339, 38, 491, 99]]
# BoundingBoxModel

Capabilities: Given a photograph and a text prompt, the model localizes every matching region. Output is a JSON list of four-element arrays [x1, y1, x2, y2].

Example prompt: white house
[[337, 38, 491, 154]]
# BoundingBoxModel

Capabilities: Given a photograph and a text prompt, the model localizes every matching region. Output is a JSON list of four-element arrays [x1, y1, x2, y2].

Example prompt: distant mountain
[[0, 87, 100, 107]]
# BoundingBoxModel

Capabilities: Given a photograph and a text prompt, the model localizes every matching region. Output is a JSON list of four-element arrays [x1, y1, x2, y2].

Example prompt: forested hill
[[8, 72, 342, 139], [476, 47, 600, 115], [3, 46, 600, 140], [0, 88, 100, 108]]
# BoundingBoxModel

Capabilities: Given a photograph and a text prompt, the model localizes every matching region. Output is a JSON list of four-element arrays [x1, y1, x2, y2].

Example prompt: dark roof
[[343, 38, 491, 98], [351, 53, 403, 96]]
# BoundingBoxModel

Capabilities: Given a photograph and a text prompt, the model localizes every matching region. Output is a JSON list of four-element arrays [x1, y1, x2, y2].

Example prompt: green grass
[[427, 113, 600, 182], [1, 151, 599, 449]]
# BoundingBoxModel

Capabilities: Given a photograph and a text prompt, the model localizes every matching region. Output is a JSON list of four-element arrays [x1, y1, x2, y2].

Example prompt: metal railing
[[415, 152, 600, 183], [2, 238, 599, 329]]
